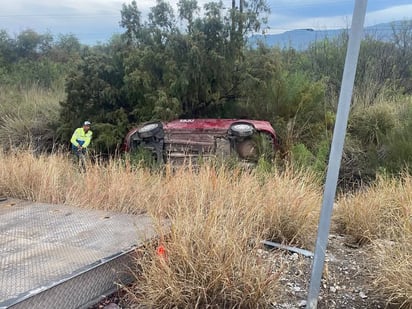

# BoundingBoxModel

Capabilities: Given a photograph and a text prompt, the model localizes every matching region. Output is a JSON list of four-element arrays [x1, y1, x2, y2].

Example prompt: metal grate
[[0, 200, 156, 308], [8, 252, 135, 309]]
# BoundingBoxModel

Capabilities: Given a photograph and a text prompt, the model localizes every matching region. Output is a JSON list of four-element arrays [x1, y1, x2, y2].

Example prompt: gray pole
[[306, 1, 368, 308]]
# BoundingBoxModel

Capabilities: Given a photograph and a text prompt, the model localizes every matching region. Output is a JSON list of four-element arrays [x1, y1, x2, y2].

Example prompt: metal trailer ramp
[[0, 199, 157, 309]]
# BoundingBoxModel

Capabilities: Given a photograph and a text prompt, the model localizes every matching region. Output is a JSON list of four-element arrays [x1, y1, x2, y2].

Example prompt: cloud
[[0, 0, 411, 44], [0, 0, 124, 41], [366, 4, 412, 26], [264, 3, 412, 34]]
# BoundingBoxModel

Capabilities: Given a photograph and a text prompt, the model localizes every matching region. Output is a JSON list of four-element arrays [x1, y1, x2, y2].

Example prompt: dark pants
[[72, 146, 86, 157], [72, 145, 87, 172]]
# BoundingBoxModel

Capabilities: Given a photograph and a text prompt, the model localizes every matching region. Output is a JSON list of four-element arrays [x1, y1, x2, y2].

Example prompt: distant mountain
[[248, 21, 401, 50]]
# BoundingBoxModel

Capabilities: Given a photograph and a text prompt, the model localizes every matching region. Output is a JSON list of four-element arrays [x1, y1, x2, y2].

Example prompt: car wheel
[[138, 122, 163, 139], [228, 122, 255, 138]]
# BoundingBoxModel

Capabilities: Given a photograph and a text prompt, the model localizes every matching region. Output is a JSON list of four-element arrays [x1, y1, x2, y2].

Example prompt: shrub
[[348, 102, 396, 147], [381, 98, 412, 173], [290, 140, 329, 179]]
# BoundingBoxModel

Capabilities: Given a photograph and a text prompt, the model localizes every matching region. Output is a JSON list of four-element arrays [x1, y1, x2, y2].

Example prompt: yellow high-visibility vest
[[70, 128, 93, 148]]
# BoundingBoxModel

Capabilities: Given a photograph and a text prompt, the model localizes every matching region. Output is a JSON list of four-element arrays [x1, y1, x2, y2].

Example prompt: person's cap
[[83, 121, 91, 126]]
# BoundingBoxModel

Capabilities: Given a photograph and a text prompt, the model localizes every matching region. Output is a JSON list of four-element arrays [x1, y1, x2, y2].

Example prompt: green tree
[[59, 50, 128, 153], [119, 0, 270, 118], [0, 30, 16, 66], [15, 29, 53, 60], [50, 34, 82, 63], [120, 0, 143, 45], [238, 46, 329, 151], [178, 0, 199, 33], [391, 20, 412, 93], [58, 0, 276, 154]]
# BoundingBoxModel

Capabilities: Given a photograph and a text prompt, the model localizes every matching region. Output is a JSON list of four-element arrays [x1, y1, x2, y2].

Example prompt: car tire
[[228, 122, 255, 138], [138, 122, 163, 139]]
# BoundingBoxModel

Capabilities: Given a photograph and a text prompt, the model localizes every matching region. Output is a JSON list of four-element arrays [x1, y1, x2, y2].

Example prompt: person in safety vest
[[70, 121, 93, 158]]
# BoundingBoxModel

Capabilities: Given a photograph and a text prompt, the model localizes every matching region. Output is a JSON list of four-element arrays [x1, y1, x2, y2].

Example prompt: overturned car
[[123, 119, 278, 165]]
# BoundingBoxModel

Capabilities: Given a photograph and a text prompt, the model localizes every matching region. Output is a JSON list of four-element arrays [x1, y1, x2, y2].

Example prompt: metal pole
[[306, 1, 368, 308]]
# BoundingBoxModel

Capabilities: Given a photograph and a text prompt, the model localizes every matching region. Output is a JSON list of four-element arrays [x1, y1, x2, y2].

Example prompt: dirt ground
[[92, 234, 390, 309], [270, 234, 386, 309]]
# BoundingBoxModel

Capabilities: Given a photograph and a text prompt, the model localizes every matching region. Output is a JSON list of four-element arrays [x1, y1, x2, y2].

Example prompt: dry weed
[[372, 236, 412, 309], [131, 165, 284, 307], [0, 151, 323, 307], [335, 173, 412, 308], [0, 151, 159, 213], [256, 168, 321, 248], [334, 173, 412, 244], [128, 164, 320, 307], [0, 84, 64, 150]]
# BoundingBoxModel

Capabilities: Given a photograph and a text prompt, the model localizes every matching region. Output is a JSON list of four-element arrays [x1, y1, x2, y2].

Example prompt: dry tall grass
[[2, 150, 411, 307], [0, 84, 64, 150], [373, 236, 412, 309], [131, 175, 283, 307], [335, 173, 412, 308], [128, 164, 321, 308], [335, 173, 412, 244], [0, 151, 159, 213], [0, 151, 322, 307]]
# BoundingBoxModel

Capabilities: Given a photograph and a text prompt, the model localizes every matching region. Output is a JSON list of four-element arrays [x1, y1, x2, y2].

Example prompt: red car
[[123, 119, 278, 164]]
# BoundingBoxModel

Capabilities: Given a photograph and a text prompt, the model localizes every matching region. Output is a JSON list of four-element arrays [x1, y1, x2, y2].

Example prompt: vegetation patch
[[335, 173, 412, 308], [372, 236, 412, 309], [335, 173, 412, 244]]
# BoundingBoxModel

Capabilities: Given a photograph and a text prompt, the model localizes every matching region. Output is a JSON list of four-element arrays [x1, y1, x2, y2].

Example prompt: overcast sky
[[0, 0, 411, 44]]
